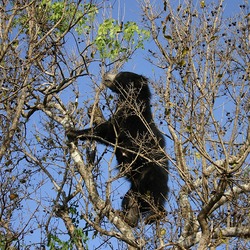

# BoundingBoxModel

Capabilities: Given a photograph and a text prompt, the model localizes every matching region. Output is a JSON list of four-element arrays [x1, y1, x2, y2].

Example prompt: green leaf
[[94, 19, 149, 59]]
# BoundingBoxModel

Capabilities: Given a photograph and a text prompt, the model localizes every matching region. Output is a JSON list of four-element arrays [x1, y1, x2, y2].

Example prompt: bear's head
[[102, 72, 151, 100]]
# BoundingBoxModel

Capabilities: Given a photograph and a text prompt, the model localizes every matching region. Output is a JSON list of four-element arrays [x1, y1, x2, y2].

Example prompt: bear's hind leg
[[121, 190, 140, 227]]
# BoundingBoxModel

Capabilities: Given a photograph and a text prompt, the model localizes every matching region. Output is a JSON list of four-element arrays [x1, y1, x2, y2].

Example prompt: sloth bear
[[67, 72, 169, 227]]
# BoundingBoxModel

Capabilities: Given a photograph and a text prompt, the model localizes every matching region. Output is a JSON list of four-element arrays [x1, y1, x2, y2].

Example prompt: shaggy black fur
[[67, 72, 169, 227]]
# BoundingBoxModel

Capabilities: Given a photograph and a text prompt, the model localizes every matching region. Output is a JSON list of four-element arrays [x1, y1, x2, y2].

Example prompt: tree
[[0, 0, 249, 249], [141, 0, 250, 249]]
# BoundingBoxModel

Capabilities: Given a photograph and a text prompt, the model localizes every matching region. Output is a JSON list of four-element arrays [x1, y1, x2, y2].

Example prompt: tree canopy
[[0, 0, 249, 249]]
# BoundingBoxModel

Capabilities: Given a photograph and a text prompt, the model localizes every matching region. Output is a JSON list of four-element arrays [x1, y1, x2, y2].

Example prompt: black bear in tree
[[68, 72, 169, 227]]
